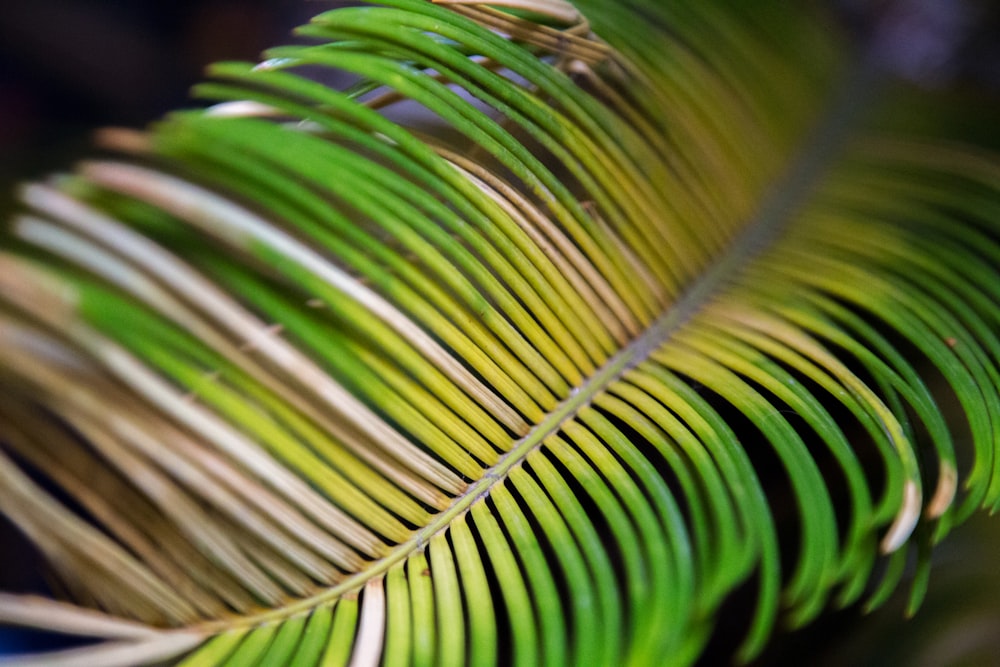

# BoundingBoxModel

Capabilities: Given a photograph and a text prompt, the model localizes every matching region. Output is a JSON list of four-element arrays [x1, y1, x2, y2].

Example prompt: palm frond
[[1, 1, 999, 665]]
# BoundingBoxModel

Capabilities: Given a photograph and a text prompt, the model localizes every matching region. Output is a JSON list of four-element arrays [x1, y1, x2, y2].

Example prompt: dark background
[[0, 0, 339, 199]]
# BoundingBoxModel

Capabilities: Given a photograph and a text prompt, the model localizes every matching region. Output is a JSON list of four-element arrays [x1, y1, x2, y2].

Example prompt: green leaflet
[[1, 1, 1000, 666]]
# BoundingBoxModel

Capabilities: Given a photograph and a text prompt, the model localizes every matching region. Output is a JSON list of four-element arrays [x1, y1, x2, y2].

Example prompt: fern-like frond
[[1, 1, 999, 665]]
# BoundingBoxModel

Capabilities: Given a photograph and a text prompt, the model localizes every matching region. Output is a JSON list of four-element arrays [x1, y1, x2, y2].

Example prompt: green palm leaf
[[1, 1, 999, 664]]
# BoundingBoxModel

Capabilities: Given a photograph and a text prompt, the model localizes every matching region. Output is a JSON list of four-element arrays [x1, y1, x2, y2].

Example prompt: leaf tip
[[926, 463, 957, 519], [880, 480, 921, 554]]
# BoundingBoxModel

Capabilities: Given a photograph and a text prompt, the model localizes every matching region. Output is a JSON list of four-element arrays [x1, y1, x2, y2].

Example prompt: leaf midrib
[[186, 55, 878, 636]]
